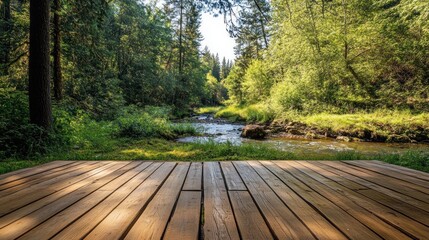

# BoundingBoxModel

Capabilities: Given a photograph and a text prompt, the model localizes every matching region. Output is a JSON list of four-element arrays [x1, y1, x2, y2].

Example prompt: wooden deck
[[0, 161, 428, 240]]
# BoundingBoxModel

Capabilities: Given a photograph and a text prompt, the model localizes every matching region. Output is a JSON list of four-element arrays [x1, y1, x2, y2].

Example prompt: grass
[[214, 104, 275, 123], [196, 106, 224, 114], [1, 106, 428, 175], [280, 110, 429, 142], [1, 137, 428, 174]]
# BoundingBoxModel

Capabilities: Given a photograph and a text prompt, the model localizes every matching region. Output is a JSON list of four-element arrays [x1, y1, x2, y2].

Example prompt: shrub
[[215, 104, 275, 123], [0, 88, 71, 159], [115, 107, 196, 139]]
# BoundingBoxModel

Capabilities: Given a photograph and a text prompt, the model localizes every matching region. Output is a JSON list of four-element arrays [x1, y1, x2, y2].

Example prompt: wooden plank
[[314, 161, 429, 213], [0, 161, 125, 229], [52, 162, 162, 240], [250, 161, 346, 240], [124, 162, 190, 240], [0, 161, 84, 195], [322, 161, 429, 206], [0, 162, 137, 240], [183, 162, 202, 191], [0, 161, 111, 217], [202, 162, 240, 240], [293, 161, 429, 239], [18, 162, 154, 240], [368, 160, 429, 181], [220, 162, 246, 191], [315, 161, 429, 227], [229, 191, 274, 240], [163, 191, 202, 240], [0, 161, 75, 184], [265, 161, 382, 240], [233, 161, 315, 240], [345, 161, 429, 189], [84, 162, 176, 240], [334, 161, 429, 200]]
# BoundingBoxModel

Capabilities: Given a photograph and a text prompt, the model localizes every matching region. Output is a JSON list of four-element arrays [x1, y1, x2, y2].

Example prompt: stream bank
[[178, 114, 429, 155]]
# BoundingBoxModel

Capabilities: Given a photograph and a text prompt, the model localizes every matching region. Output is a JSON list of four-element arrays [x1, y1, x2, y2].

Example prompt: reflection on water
[[177, 115, 429, 154]]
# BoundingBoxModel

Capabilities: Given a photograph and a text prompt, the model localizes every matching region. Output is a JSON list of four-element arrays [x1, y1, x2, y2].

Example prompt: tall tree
[[220, 57, 227, 79], [0, 0, 11, 75], [29, 0, 52, 129], [212, 53, 220, 80], [53, 0, 63, 100]]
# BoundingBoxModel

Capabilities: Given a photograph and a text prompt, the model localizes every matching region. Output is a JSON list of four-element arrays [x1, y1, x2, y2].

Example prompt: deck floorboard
[[0, 160, 427, 240]]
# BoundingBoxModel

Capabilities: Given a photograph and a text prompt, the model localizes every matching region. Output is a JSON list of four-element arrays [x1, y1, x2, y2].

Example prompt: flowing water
[[177, 114, 429, 155]]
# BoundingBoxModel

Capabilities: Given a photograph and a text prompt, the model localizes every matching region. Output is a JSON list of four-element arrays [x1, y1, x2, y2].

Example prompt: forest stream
[[178, 114, 429, 155]]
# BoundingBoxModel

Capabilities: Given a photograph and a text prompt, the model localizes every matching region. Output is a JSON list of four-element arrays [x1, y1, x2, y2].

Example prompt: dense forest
[[224, 0, 429, 112], [0, 0, 428, 162]]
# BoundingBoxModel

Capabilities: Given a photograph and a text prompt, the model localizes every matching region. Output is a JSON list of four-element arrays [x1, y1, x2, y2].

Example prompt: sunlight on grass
[[120, 148, 199, 158]]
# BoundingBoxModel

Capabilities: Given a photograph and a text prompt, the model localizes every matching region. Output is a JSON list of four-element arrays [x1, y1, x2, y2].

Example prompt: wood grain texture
[[0, 161, 84, 196], [0, 161, 74, 183], [124, 162, 190, 240], [234, 161, 315, 240], [0, 162, 135, 240], [368, 160, 429, 181], [314, 161, 429, 213], [183, 162, 202, 191], [0, 161, 111, 217], [84, 162, 176, 240], [0, 162, 124, 229], [0, 160, 427, 240], [203, 162, 240, 240], [229, 191, 273, 240], [53, 163, 162, 240], [253, 161, 347, 240], [345, 160, 429, 189], [220, 161, 246, 191], [292, 161, 426, 239], [18, 162, 153, 240], [164, 191, 202, 240]]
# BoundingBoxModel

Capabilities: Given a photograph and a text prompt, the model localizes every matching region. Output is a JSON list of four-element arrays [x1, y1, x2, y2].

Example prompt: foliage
[[202, 72, 227, 105], [242, 59, 273, 103], [0, 87, 71, 158], [196, 106, 224, 114], [215, 104, 275, 123], [223, 0, 429, 113], [115, 106, 196, 139]]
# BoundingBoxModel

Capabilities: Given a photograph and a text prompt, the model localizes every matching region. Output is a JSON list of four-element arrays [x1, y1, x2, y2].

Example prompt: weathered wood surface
[[0, 160, 428, 239]]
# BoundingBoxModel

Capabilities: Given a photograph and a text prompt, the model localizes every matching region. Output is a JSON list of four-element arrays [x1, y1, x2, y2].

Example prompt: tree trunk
[[53, 0, 63, 100], [0, 0, 11, 75], [29, 0, 52, 130], [178, 0, 183, 74]]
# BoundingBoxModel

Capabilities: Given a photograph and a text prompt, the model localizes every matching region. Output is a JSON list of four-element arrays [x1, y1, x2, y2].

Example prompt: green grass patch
[[196, 106, 224, 114], [2, 139, 427, 174], [214, 104, 275, 123], [277, 110, 429, 141]]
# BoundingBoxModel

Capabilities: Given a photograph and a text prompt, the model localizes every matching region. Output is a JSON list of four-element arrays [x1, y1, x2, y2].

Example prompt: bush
[[242, 60, 273, 103], [115, 106, 196, 139], [215, 104, 275, 123], [0, 88, 71, 159]]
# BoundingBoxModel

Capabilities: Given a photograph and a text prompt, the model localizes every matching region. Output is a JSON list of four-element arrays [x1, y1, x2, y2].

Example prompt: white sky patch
[[201, 13, 236, 61]]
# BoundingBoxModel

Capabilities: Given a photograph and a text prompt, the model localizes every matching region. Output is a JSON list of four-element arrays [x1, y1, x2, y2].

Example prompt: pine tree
[[220, 57, 227, 80], [29, 0, 52, 129], [211, 53, 220, 81], [0, 0, 11, 75], [53, 0, 63, 100]]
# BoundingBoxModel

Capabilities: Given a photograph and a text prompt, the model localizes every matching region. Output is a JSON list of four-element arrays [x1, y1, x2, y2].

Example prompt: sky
[[200, 13, 236, 61]]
